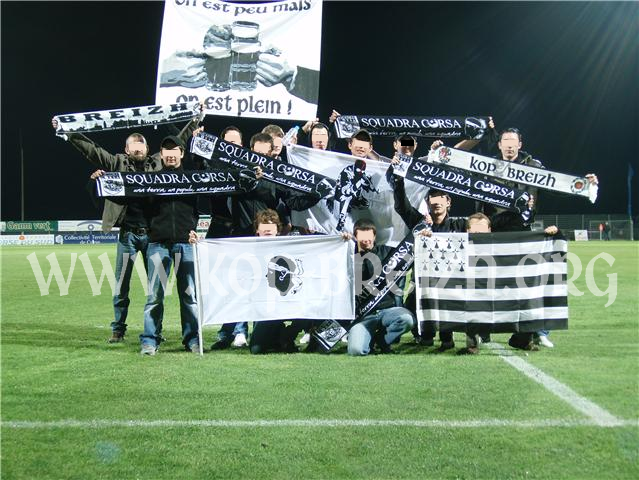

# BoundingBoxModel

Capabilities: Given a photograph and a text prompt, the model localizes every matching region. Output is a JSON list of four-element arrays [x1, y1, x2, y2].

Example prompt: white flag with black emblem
[[195, 235, 355, 325]]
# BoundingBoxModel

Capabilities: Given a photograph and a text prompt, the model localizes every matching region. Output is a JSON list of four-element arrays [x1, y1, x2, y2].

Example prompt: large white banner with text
[[156, 0, 322, 120]]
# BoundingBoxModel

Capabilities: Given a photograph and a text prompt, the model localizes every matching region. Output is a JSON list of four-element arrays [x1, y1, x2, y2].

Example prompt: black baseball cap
[[427, 189, 451, 199], [161, 135, 184, 150]]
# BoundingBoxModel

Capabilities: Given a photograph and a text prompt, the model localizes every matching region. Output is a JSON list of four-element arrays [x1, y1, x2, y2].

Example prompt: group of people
[[53, 107, 597, 356]]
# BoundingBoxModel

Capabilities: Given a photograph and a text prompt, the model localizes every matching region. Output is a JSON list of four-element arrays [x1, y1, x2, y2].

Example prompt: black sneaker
[[108, 332, 124, 344], [434, 341, 455, 353], [508, 337, 539, 351], [418, 337, 435, 347], [210, 340, 231, 350]]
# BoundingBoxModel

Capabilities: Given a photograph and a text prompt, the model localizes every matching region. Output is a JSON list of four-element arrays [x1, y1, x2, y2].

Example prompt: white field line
[[488, 342, 625, 426], [2, 418, 638, 429]]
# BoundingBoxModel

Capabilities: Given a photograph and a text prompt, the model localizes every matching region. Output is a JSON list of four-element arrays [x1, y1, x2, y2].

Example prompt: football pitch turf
[[1, 242, 637, 479]]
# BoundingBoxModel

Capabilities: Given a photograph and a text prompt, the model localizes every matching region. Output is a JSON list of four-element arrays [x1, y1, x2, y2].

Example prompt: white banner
[[57, 220, 106, 232], [196, 235, 354, 325], [427, 146, 598, 203], [156, 0, 322, 120], [286, 144, 429, 247], [0, 235, 55, 246]]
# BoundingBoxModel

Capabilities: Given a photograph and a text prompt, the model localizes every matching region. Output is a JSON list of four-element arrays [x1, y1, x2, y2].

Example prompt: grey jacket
[[66, 118, 200, 232]]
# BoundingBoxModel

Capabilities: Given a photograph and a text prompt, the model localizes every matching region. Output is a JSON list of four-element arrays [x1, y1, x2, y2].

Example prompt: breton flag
[[415, 231, 568, 333], [195, 235, 355, 326]]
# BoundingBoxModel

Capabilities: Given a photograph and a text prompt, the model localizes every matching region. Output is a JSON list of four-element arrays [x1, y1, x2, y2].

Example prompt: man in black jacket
[[140, 135, 200, 355], [347, 219, 414, 356], [391, 162, 467, 350]]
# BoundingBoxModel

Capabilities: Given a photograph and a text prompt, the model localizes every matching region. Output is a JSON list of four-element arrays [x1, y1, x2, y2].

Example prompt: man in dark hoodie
[[140, 135, 200, 355], [348, 219, 414, 356]]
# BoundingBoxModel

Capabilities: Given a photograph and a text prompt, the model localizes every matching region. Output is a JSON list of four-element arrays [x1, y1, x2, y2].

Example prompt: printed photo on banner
[[287, 144, 429, 247], [156, 0, 322, 120]]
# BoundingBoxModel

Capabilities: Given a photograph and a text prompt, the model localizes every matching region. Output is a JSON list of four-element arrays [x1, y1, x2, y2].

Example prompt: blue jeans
[[112, 231, 149, 335], [140, 242, 199, 349], [348, 306, 414, 356], [217, 322, 248, 342]]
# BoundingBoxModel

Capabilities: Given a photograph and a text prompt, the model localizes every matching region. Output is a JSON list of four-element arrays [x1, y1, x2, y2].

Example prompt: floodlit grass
[[1, 242, 638, 479]]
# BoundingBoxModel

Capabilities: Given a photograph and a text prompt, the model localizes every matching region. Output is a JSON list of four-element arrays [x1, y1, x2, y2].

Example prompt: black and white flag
[[156, 0, 323, 120], [428, 146, 598, 203], [191, 132, 336, 198], [195, 235, 354, 325], [95, 170, 256, 197], [415, 231, 568, 333], [334, 114, 490, 140], [286, 143, 429, 247], [53, 102, 202, 135]]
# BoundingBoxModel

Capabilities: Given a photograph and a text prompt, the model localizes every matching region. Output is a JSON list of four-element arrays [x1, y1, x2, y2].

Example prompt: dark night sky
[[1, 1, 638, 221]]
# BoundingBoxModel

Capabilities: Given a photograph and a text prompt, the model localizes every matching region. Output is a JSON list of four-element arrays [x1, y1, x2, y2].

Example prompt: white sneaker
[[537, 335, 554, 348], [232, 333, 248, 347], [299, 333, 311, 344], [341, 334, 348, 344]]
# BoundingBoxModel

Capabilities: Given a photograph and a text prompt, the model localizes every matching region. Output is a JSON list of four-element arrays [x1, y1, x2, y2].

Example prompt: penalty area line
[[2, 418, 638, 429]]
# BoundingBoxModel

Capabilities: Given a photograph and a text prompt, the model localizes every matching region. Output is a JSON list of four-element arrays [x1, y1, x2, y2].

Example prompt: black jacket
[[356, 244, 403, 312], [147, 167, 198, 243], [392, 176, 466, 233]]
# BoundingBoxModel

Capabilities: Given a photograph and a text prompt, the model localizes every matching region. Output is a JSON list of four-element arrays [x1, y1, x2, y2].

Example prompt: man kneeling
[[348, 219, 414, 356]]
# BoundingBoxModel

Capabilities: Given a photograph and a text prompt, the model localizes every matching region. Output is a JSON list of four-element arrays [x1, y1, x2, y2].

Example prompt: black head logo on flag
[[266, 255, 304, 296]]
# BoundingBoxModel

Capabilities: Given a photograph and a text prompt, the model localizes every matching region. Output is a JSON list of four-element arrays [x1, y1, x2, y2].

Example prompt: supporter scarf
[[334, 114, 490, 140], [191, 132, 336, 198], [356, 234, 415, 319], [95, 169, 254, 197], [53, 102, 202, 135], [427, 146, 598, 203], [394, 154, 532, 215]]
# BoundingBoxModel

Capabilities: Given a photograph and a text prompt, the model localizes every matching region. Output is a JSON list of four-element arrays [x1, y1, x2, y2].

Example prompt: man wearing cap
[[51, 113, 202, 344], [348, 218, 414, 356], [140, 135, 201, 355]]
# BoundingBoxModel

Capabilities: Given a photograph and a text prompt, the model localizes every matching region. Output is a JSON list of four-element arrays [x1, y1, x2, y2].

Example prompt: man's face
[[467, 219, 491, 233], [223, 130, 242, 146], [256, 223, 278, 237], [498, 132, 522, 161], [161, 146, 184, 168], [125, 138, 148, 161], [252, 141, 273, 156], [271, 136, 283, 156], [355, 229, 375, 252], [311, 127, 329, 150], [393, 139, 416, 157], [427, 194, 451, 216], [349, 139, 372, 158]]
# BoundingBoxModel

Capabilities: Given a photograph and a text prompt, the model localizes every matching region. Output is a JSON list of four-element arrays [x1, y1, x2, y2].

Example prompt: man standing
[[392, 182, 467, 350], [348, 219, 414, 356], [140, 136, 200, 355], [51, 113, 201, 343], [483, 127, 597, 350]]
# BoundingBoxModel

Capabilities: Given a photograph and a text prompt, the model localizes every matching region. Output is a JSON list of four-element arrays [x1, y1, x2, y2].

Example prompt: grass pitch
[[1, 241, 638, 479]]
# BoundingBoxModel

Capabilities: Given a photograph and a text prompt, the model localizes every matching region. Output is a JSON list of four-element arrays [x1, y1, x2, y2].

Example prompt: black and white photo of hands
[[256, 50, 296, 89], [159, 50, 208, 88]]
